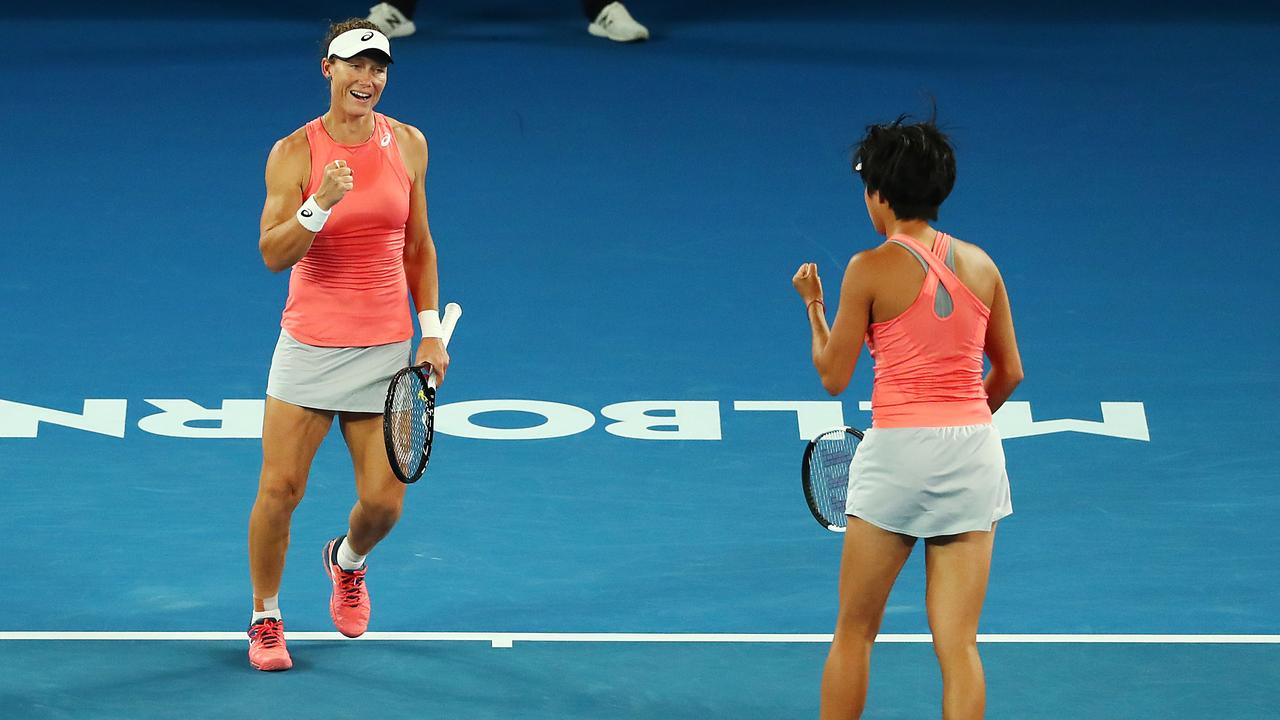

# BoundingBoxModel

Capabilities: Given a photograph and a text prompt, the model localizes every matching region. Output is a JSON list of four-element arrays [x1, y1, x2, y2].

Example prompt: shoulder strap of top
[[888, 233, 973, 317], [931, 233, 955, 317], [302, 118, 326, 196], [891, 234, 964, 289], [886, 237, 928, 272], [303, 116, 324, 145], [373, 114, 412, 189], [886, 237, 942, 304], [933, 232, 956, 272]]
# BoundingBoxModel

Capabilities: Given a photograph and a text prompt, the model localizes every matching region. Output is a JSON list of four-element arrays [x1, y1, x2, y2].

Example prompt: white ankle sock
[[337, 536, 367, 571], [252, 595, 281, 622]]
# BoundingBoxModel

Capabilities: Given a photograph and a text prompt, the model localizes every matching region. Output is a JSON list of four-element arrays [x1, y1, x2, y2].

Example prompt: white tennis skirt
[[846, 423, 1012, 538], [265, 329, 411, 413]]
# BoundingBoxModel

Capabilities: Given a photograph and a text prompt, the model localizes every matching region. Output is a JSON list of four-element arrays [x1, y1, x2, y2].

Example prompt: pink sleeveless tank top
[[280, 113, 413, 347], [866, 233, 993, 428]]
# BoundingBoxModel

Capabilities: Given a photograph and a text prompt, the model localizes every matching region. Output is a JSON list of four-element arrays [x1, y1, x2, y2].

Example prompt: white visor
[[327, 28, 392, 63]]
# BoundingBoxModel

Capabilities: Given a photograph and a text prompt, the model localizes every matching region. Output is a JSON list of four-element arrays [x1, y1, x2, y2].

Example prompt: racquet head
[[383, 301, 461, 484], [801, 426, 864, 532], [383, 365, 435, 484]]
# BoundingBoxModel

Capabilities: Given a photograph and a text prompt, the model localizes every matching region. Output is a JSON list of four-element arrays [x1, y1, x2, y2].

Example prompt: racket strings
[[388, 372, 429, 473], [810, 431, 859, 526]]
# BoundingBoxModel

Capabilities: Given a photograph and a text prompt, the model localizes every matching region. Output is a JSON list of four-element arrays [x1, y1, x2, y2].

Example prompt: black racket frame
[[382, 364, 437, 484], [800, 426, 864, 530]]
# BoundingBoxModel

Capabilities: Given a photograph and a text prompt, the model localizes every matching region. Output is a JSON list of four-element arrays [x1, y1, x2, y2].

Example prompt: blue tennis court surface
[[2, 0, 1277, 717]]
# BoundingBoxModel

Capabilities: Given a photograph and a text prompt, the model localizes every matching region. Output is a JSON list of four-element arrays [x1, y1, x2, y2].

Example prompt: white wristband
[[418, 309, 443, 339], [296, 195, 330, 233]]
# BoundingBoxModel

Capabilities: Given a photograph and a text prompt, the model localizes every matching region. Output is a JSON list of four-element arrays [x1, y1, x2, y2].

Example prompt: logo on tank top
[[381, 132, 392, 147]]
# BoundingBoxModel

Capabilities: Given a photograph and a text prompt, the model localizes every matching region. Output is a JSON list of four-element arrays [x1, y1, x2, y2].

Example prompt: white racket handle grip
[[440, 302, 462, 348], [428, 302, 462, 389]]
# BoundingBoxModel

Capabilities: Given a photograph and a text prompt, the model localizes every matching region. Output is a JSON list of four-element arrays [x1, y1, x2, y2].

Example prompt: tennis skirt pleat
[[265, 329, 411, 413], [846, 423, 1012, 538]]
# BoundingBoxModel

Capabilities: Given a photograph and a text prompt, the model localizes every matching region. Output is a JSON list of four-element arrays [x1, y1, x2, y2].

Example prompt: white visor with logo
[[327, 28, 392, 63]]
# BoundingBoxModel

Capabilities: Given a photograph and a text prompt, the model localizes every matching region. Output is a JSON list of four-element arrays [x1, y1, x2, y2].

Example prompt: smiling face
[[322, 54, 388, 116]]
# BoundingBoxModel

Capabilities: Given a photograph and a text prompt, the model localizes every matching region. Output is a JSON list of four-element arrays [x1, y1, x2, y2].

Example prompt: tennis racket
[[383, 302, 462, 484], [800, 426, 864, 532]]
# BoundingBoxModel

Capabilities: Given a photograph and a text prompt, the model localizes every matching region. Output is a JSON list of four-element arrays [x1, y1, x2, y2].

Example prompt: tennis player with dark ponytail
[[793, 115, 1024, 718]]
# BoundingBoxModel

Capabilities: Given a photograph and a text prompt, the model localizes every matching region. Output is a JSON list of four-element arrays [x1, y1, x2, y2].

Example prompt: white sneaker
[[588, 2, 650, 43], [367, 2, 417, 39]]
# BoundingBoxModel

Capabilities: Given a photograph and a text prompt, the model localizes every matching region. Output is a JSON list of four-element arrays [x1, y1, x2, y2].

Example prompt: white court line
[[0, 632, 1277, 649]]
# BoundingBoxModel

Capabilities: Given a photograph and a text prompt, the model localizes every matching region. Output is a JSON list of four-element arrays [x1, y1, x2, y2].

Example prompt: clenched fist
[[315, 159, 354, 210], [792, 262, 823, 305]]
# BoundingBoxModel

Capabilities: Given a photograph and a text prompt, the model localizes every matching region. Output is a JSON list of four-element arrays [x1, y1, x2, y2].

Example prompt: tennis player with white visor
[[246, 19, 450, 672]]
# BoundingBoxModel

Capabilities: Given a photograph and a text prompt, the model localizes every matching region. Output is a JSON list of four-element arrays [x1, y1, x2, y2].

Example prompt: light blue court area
[[1, 0, 1278, 717], [0, 638, 1277, 719]]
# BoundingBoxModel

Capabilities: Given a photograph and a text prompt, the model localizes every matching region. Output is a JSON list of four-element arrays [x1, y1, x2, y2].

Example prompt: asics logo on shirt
[[381, 132, 392, 147]]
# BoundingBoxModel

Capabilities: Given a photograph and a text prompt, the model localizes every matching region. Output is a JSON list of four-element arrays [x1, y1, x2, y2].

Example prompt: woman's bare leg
[[248, 397, 334, 608], [924, 526, 997, 720], [820, 517, 917, 719]]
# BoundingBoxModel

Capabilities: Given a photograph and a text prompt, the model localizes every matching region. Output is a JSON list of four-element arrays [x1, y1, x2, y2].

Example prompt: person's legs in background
[[366, 1, 649, 43], [367, 1, 417, 38], [585, 1, 650, 42]]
